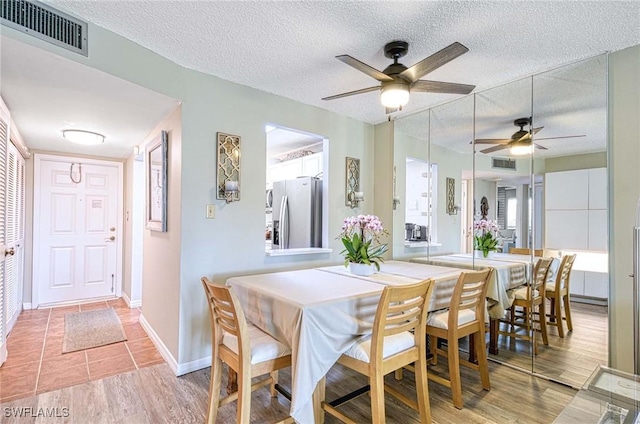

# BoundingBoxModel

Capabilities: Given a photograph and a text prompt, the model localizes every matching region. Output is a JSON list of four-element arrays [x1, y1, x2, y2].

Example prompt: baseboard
[[571, 296, 607, 306], [122, 292, 142, 308], [176, 356, 212, 376], [138, 314, 179, 375], [23, 302, 32, 310]]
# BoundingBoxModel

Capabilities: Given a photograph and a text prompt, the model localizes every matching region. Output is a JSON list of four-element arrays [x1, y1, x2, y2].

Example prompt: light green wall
[[609, 44, 640, 373], [544, 152, 607, 173], [374, 122, 395, 258]]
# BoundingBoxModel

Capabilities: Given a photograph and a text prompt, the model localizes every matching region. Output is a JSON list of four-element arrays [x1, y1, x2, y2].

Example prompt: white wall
[[609, 44, 640, 372]]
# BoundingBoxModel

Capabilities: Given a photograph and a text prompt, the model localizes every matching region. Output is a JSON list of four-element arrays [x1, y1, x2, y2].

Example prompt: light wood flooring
[[489, 301, 608, 387], [0, 357, 577, 423]]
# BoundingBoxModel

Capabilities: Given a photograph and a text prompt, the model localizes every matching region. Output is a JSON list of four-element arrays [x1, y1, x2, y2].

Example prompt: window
[[507, 197, 517, 229]]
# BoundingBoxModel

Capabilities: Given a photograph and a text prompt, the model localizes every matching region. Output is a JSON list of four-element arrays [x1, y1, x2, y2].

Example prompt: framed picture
[[146, 130, 168, 232]]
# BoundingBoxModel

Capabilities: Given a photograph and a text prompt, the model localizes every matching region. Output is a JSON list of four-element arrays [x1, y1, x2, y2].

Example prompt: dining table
[[226, 260, 466, 424]]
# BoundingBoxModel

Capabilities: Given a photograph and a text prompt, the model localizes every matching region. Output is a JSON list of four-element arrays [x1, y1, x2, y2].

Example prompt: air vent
[[1, 0, 87, 56], [492, 157, 517, 171]]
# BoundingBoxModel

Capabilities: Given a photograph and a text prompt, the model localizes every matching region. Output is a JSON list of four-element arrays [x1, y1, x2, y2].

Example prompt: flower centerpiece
[[339, 215, 388, 276], [473, 219, 500, 258]]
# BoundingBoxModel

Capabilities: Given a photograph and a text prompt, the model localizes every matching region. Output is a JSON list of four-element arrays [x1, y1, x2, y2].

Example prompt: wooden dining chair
[[426, 268, 493, 409], [499, 257, 553, 354], [509, 247, 544, 256], [545, 254, 577, 338], [322, 279, 435, 424], [201, 277, 294, 424]]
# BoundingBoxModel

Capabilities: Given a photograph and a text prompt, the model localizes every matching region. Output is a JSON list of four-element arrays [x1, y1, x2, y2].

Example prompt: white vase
[[349, 262, 375, 276], [474, 250, 493, 259]]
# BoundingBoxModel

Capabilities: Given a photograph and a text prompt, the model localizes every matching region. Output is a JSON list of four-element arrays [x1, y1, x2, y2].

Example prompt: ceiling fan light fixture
[[63, 129, 105, 146], [510, 142, 534, 156], [380, 83, 410, 108]]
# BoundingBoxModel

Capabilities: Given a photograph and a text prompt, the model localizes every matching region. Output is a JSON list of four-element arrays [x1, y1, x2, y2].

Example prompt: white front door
[[34, 156, 122, 305]]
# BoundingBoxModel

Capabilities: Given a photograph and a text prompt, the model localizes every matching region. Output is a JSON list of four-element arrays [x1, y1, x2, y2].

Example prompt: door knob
[[104, 236, 116, 242], [4, 247, 14, 256]]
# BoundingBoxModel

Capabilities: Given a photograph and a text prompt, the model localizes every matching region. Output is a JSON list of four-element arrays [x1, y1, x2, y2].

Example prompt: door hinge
[[111, 274, 115, 293]]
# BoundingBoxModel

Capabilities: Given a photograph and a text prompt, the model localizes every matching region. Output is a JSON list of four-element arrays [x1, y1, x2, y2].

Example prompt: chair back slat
[[448, 269, 493, 329], [201, 277, 250, 360], [555, 254, 577, 292], [370, 279, 435, 365], [509, 247, 544, 256], [530, 257, 553, 299]]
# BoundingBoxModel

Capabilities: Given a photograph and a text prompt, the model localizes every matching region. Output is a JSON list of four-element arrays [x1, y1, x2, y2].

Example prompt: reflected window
[[507, 197, 517, 229], [405, 158, 438, 243]]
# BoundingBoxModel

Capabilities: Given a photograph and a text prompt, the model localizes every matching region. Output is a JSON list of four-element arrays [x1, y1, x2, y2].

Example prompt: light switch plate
[[206, 204, 215, 219]]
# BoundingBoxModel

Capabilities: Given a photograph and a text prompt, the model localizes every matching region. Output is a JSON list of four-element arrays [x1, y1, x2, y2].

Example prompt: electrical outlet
[[206, 204, 215, 219]]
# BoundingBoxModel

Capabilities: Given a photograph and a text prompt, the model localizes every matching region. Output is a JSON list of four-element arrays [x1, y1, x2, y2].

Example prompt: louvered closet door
[[5, 142, 24, 332], [0, 113, 7, 366]]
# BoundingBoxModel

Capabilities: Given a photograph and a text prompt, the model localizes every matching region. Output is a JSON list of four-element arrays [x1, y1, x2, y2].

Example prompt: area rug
[[62, 307, 127, 353]]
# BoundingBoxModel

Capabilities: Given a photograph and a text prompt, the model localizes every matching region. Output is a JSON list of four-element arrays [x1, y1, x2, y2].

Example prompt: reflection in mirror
[[473, 76, 535, 370], [531, 54, 608, 387]]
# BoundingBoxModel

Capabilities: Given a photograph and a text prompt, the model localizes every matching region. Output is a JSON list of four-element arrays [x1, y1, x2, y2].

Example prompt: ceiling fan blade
[[533, 134, 587, 141], [473, 139, 511, 144], [412, 80, 475, 95], [336, 55, 394, 82], [534, 143, 548, 150], [532, 126, 544, 135], [399, 42, 469, 82], [322, 86, 380, 101], [480, 144, 509, 154]]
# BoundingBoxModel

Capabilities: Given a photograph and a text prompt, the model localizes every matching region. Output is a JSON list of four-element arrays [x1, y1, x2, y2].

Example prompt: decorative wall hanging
[[216, 132, 241, 203], [146, 130, 168, 232], [345, 157, 363, 208], [446, 177, 457, 215]]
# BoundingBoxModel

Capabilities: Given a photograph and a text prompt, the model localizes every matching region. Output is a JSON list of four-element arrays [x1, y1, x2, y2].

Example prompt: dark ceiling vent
[[1, 0, 87, 56], [492, 157, 517, 171]]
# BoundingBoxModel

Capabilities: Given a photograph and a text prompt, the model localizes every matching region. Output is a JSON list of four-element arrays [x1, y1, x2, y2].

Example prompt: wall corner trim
[[139, 314, 179, 375], [22, 303, 32, 310], [122, 292, 142, 308], [175, 356, 212, 376]]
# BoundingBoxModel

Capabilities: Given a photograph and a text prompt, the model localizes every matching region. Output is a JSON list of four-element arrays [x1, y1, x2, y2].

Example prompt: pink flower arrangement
[[473, 219, 500, 258], [339, 215, 388, 269]]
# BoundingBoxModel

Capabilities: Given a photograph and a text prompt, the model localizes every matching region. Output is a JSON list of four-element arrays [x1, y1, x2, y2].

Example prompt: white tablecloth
[[226, 262, 466, 423], [410, 255, 529, 318]]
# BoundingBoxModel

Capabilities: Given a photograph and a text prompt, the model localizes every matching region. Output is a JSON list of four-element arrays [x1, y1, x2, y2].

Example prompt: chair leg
[[539, 301, 549, 346], [206, 357, 223, 424], [447, 336, 463, 409], [556, 299, 565, 338], [237, 366, 252, 424], [270, 371, 278, 397], [474, 330, 491, 391], [370, 370, 386, 424], [563, 295, 573, 331], [508, 306, 516, 340], [415, 355, 432, 423], [549, 298, 556, 322], [430, 335, 438, 365]]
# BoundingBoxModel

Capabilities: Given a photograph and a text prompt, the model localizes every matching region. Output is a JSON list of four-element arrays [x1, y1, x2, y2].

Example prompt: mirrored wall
[[393, 54, 608, 387]]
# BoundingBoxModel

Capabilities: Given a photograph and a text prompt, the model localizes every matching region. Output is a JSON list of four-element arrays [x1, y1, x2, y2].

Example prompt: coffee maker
[[405, 223, 428, 241]]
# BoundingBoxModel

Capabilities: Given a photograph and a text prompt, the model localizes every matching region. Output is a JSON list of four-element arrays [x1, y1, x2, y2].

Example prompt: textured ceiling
[[47, 1, 640, 125], [0, 36, 179, 158]]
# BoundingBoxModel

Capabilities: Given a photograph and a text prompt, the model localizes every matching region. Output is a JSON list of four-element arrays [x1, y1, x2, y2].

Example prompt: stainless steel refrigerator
[[272, 177, 322, 249]]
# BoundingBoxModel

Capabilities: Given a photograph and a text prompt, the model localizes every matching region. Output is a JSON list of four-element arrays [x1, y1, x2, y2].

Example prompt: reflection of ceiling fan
[[322, 41, 475, 113], [475, 117, 586, 155]]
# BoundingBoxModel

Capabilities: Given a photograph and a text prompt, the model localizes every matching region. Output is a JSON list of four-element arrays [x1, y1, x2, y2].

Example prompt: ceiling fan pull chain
[[70, 163, 82, 184]]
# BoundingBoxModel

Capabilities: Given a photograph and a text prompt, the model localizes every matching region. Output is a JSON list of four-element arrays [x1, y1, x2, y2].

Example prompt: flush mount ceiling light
[[63, 129, 105, 145]]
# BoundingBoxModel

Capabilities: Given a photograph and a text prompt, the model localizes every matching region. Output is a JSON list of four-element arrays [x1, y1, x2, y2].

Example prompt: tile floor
[[0, 298, 164, 403]]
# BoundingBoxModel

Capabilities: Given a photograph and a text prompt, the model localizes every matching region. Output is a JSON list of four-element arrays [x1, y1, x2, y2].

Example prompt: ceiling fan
[[322, 41, 475, 113], [475, 117, 586, 155]]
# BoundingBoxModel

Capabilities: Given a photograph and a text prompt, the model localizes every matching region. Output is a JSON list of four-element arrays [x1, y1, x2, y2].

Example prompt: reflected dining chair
[[545, 254, 577, 338], [509, 247, 544, 256], [499, 257, 553, 354], [201, 277, 294, 424], [426, 268, 493, 409], [322, 279, 435, 424]]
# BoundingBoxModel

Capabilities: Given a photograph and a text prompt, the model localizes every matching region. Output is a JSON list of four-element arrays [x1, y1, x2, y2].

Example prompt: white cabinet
[[546, 210, 588, 250], [588, 209, 608, 251], [584, 271, 609, 298], [588, 168, 607, 210], [267, 152, 323, 184], [569, 270, 585, 296], [545, 169, 589, 210]]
